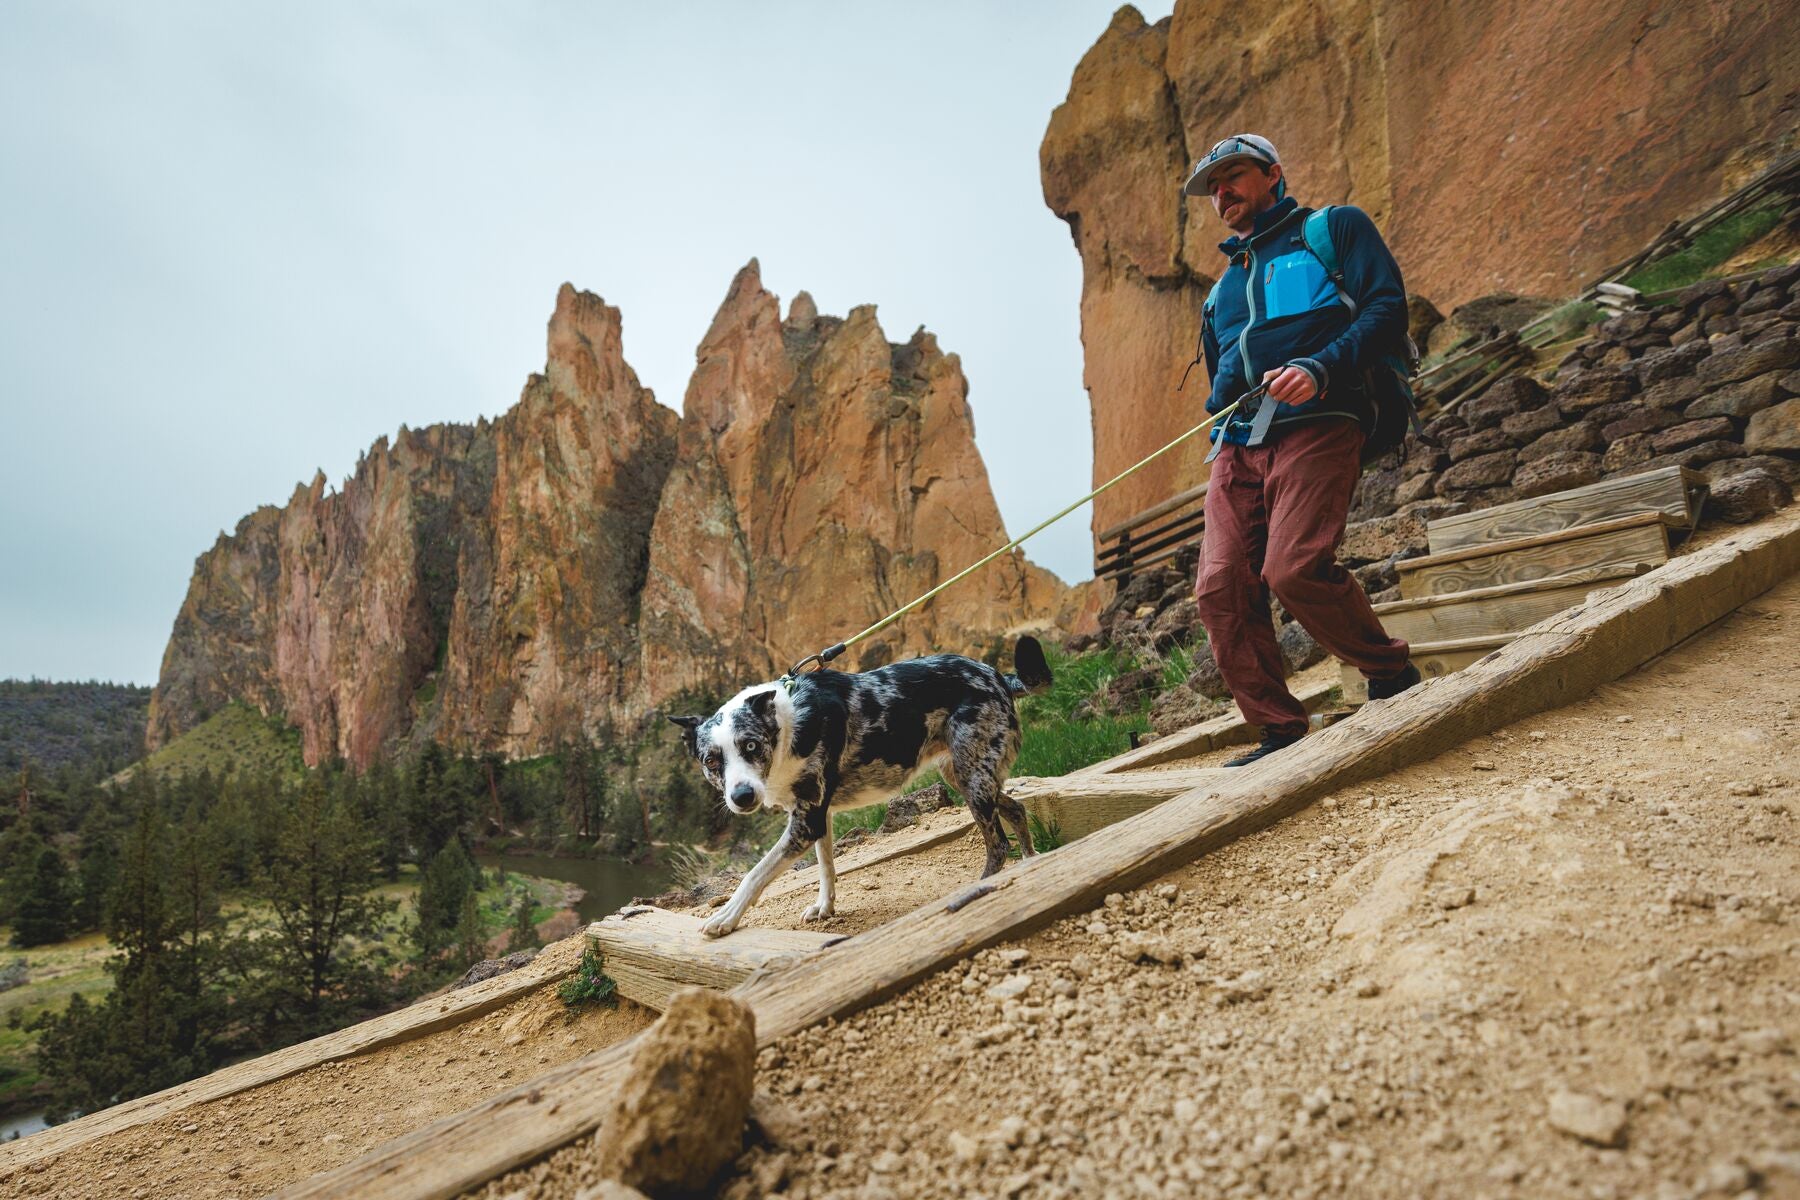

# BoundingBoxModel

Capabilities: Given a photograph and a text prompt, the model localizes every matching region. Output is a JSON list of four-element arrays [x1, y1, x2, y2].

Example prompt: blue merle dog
[[668, 637, 1053, 937]]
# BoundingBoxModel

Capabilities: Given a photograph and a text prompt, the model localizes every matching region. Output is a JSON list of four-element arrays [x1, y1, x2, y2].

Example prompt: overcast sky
[[0, 1, 1174, 686]]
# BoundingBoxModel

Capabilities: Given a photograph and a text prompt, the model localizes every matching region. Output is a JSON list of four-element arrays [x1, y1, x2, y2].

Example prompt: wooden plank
[[1397, 513, 1671, 599], [1374, 564, 1650, 643], [1339, 636, 1515, 705], [1099, 534, 1202, 582], [1069, 677, 1340, 778], [1096, 508, 1206, 567], [1425, 466, 1704, 554], [1, 949, 574, 1173], [1008, 768, 1229, 842], [271, 509, 1800, 1200], [1097, 482, 1208, 543], [587, 907, 841, 1011]]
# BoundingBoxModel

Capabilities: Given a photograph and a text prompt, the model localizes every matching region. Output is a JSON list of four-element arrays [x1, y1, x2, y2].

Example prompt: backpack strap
[[1301, 207, 1357, 316]]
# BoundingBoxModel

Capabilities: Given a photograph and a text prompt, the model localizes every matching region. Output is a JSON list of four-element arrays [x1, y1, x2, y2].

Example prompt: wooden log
[[1, 949, 575, 1173], [1373, 564, 1651, 644], [1397, 513, 1672, 599], [271, 510, 1800, 1200], [1096, 508, 1206, 568], [1338, 634, 1516, 704], [1425, 466, 1706, 554], [1008, 768, 1229, 842], [1097, 482, 1209, 544], [1098, 535, 1204, 582], [587, 907, 842, 1011], [1068, 678, 1340, 778], [760, 811, 974, 903]]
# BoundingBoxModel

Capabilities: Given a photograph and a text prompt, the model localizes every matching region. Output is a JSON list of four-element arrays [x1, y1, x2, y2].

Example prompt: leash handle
[[781, 396, 1243, 677]]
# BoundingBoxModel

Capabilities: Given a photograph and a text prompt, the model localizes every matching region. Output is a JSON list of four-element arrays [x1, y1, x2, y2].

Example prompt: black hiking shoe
[[1366, 661, 1422, 702], [1223, 731, 1302, 767]]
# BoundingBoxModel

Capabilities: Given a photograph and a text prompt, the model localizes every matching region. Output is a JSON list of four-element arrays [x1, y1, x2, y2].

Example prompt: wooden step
[[1425, 464, 1705, 554], [1339, 634, 1517, 704], [1009, 767, 1230, 842], [1396, 512, 1672, 599], [586, 907, 842, 1011], [1070, 677, 1340, 778], [1373, 563, 1651, 643]]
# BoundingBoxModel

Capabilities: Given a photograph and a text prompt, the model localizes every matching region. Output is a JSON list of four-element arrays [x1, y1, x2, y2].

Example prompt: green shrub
[[557, 947, 619, 1009], [1625, 201, 1787, 296]]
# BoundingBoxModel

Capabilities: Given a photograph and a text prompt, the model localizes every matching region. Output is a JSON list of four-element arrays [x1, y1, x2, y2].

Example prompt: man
[[1182, 134, 1420, 767]]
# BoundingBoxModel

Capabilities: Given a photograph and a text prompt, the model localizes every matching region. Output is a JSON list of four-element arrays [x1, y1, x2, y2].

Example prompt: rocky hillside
[[148, 269, 1069, 767], [1041, 2, 1799, 539]]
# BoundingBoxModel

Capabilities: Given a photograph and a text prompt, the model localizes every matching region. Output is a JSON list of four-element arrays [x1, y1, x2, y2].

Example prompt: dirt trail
[[492, 572, 1800, 1200], [0, 936, 654, 1200]]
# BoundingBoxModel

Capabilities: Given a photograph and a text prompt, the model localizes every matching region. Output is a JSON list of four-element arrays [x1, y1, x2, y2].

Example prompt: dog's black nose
[[729, 783, 756, 810]]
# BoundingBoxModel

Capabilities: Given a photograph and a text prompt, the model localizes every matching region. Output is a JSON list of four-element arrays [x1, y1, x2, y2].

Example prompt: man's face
[[1208, 161, 1281, 234]]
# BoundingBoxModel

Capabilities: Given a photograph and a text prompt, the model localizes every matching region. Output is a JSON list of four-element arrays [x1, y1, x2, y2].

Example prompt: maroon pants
[[1193, 418, 1409, 738]]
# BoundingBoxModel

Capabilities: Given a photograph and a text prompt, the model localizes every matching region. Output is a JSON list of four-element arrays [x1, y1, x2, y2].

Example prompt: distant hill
[[125, 701, 305, 782], [0, 680, 150, 773]]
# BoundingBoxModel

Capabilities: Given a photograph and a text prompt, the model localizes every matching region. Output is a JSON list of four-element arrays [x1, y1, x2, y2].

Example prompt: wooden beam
[[1425, 466, 1705, 555], [1096, 508, 1206, 567], [1008, 768, 1229, 841], [1068, 678, 1340, 778], [1373, 564, 1650, 644], [272, 510, 1800, 1200], [587, 908, 841, 1011], [1397, 512, 1672, 599], [1338, 634, 1517, 704], [1097, 482, 1209, 544], [1, 950, 575, 1173], [758, 810, 974, 903]]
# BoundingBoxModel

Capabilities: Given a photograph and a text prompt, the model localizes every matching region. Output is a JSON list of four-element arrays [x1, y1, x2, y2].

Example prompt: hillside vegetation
[[0, 681, 148, 774]]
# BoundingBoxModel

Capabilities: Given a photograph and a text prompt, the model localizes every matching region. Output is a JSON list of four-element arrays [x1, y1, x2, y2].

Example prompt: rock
[[1705, 469, 1792, 524], [1642, 375, 1704, 410], [1705, 453, 1800, 486], [1339, 513, 1430, 566], [575, 1184, 652, 1200], [1746, 398, 1800, 454], [1631, 339, 1711, 385], [1499, 405, 1561, 442], [1407, 294, 1445, 354], [1643, 440, 1745, 471], [1460, 376, 1549, 431], [1148, 597, 1201, 651], [1348, 465, 1401, 522], [1545, 1089, 1627, 1147], [1149, 681, 1226, 736], [1695, 338, 1800, 388], [0, 959, 27, 993], [1674, 279, 1730, 312], [1519, 420, 1604, 462], [1650, 417, 1738, 454], [1601, 433, 1655, 473], [1279, 621, 1326, 673], [883, 781, 950, 832], [1515, 452, 1603, 498], [1596, 311, 1654, 340], [1436, 450, 1517, 493], [1552, 370, 1633, 415], [986, 973, 1035, 1001], [1394, 472, 1442, 505], [1102, 667, 1163, 713], [595, 989, 757, 1196], [1182, 642, 1232, 701], [1686, 373, 1786, 421], [453, 950, 539, 990], [1600, 407, 1679, 442], [1445, 426, 1516, 462], [747, 1093, 807, 1150], [1449, 293, 1555, 342]]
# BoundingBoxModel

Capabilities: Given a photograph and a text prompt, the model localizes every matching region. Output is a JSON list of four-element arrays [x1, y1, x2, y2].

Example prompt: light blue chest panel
[[1260, 249, 1339, 320]]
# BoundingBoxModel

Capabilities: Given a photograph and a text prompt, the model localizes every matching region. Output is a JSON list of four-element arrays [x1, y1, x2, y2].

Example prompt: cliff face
[[149, 274, 1066, 767], [640, 263, 1066, 709], [1043, 0, 1800, 540]]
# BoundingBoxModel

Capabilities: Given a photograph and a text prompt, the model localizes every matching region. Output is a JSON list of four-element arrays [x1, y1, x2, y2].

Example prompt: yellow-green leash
[[782, 391, 1253, 679]]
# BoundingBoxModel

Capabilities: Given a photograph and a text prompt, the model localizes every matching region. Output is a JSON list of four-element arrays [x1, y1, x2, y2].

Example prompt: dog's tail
[[1004, 636, 1054, 697]]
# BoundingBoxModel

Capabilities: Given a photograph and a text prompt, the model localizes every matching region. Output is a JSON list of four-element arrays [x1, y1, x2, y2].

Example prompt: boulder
[[1149, 682, 1227, 737], [1394, 472, 1441, 506], [1278, 621, 1326, 673], [1102, 667, 1163, 713], [1436, 450, 1517, 494], [1446, 426, 1516, 462], [1460, 376, 1549, 430], [1340, 512, 1431, 566], [1348, 466, 1401, 524], [1148, 597, 1201, 651], [1515, 452, 1603, 499], [1629, 339, 1710, 386], [1600, 408, 1678, 442], [1182, 642, 1231, 702], [1704, 468, 1792, 524], [453, 950, 539, 990], [1596, 311, 1655, 340], [1641, 375, 1704, 411], [1448, 293, 1555, 342], [1520, 420, 1604, 463], [1650, 417, 1738, 454], [1552, 370, 1633, 416], [1686, 374, 1786, 421], [1601, 433, 1656, 473], [1407, 294, 1445, 354], [1695, 339, 1800, 388], [1499, 405, 1561, 443], [1746, 398, 1800, 454], [595, 989, 757, 1197], [1643, 440, 1746, 472], [1705, 453, 1800, 486]]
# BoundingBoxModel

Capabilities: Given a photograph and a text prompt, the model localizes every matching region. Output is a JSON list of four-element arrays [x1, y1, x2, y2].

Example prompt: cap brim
[[1181, 151, 1263, 197]]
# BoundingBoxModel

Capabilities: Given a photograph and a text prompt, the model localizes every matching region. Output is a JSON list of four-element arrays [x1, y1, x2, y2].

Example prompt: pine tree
[[454, 889, 485, 968], [413, 839, 477, 961], [12, 845, 71, 947], [506, 890, 539, 954]]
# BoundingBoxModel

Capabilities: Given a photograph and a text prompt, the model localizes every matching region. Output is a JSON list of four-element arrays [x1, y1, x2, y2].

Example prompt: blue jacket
[[1202, 196, 1408, 445]]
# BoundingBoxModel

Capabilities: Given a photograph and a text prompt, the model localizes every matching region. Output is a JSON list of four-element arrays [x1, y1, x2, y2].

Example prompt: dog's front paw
[[802, 900, 835, 923], [700, 911, 741, 938]]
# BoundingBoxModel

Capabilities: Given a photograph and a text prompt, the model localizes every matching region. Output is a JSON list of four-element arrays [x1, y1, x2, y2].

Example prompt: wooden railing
[[1093, 482, 1207, 584]]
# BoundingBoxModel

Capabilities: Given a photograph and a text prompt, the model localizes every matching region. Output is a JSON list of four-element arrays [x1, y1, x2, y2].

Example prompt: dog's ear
[[666, 714, 704, 758], [746, 689, 776, 721]]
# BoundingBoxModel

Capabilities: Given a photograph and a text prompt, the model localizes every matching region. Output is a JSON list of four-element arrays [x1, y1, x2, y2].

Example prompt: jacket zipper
[[1238, 246, 1258, 388]]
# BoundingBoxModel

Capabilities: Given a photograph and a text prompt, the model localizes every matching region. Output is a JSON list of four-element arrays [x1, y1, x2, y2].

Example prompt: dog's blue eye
[[742, 739, 761, 756]]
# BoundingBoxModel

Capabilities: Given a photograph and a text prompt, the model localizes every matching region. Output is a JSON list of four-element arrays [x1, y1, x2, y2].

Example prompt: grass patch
[[1624, 200, 1787, 296], [0, 932, 112, 1113], [832, 803, 887, 841], [1013, 644, 1150, 779], [124, 702, 305, 783], [557, 947, 618, 1008]]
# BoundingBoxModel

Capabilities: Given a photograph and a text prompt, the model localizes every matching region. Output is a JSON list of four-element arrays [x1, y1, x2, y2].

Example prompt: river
[[476, 852, 674, 925], [1, 1109, 47, 1142]]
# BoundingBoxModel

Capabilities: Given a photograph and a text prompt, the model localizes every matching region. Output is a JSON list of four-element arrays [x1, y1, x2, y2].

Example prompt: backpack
[[1197, 207, 1428, 465], [1298, 207, 1427, 464]]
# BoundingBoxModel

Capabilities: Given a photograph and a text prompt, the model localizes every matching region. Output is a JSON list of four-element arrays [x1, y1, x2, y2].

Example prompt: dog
[[668, 637, 1053, 937]]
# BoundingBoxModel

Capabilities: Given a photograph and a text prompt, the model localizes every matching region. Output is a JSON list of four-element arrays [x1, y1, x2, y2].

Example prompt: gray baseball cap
[[1182, 134, 1280, 196]]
